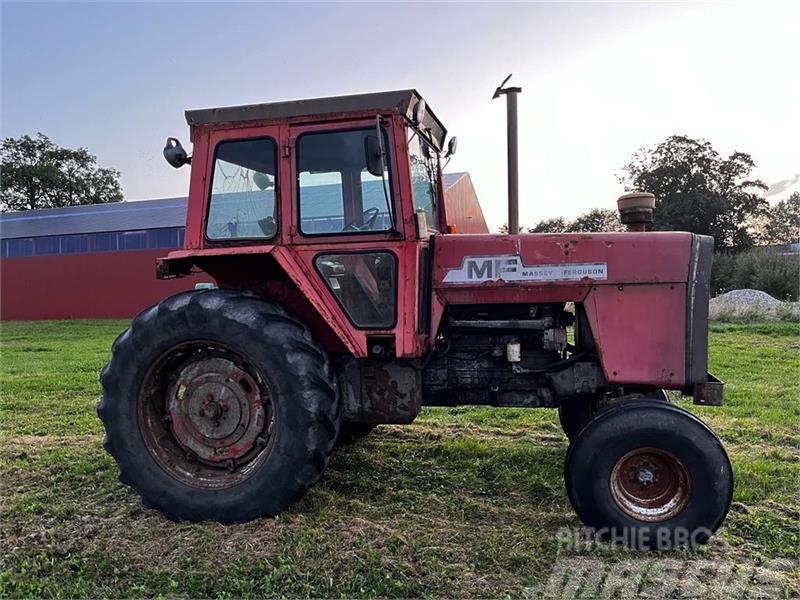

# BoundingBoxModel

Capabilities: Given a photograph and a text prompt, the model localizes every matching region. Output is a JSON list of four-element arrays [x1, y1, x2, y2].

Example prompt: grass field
[[1, 320, 798, 598]]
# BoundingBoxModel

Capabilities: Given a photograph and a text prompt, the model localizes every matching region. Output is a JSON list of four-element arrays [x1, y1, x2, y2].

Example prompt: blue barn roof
[[0, 172, 469, 240], [0, 197, 187, 239]]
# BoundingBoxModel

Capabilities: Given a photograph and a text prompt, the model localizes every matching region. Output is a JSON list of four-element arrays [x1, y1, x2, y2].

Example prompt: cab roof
[[185, 89, 446, 149]]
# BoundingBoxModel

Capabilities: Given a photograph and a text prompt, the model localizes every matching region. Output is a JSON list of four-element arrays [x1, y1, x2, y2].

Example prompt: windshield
[[407, 129, 440, 232]]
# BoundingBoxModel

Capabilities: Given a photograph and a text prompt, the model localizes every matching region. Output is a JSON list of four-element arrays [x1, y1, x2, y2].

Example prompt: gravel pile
[[709, 289, 790, 320], [713, 289, 783, 310]]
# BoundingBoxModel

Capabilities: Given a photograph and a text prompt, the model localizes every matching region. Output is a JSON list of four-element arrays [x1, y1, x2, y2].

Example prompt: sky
[[2, 1, 798, 231]]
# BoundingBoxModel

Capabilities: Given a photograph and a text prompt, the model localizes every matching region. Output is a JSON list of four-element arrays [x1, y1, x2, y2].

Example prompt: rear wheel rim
[[609, 447, 690, 522], [138, 342, 275, 489]]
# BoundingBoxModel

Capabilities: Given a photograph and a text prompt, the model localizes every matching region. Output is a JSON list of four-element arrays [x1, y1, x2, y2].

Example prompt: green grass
[[1, 319, 798, 598]]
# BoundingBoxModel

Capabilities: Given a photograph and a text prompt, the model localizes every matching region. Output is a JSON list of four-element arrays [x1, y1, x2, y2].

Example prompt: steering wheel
[[343, 207, 381, 232]]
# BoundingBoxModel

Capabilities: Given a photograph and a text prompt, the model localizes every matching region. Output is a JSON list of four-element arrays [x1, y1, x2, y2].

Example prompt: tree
[[527, 217, 567, 233], [756, 192, 800, 246], [620, 135, 767, 251], [568, 208, 624, 233], [497, 223, 523, 234], [525, 209, 623, 234], [1, 133, 122, 211]]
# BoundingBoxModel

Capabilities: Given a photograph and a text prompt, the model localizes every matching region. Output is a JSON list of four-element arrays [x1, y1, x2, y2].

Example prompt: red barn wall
[[443, 173, 489, 234], [1, 250, 211, 320]]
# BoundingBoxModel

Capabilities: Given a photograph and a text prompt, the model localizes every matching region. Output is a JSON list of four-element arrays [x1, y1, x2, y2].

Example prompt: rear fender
[[158, 247, 361, 355]]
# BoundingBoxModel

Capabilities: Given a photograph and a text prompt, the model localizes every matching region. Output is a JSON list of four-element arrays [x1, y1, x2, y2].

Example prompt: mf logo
[[466, 256, 520, 280], [443, 254, 607, 284]]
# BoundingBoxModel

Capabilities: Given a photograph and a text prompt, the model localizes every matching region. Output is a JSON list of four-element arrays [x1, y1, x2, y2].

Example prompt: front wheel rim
[[138, 342, 275, 489], [609, 447, 691, 522]]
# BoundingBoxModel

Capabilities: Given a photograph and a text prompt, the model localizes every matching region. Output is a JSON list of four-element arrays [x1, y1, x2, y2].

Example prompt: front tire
[[558, 389, 669, 440], [98, 289, 340, 522], [557, 397, 594, 441], [564, 401, 732, 550], [337, 423, 376, 445]]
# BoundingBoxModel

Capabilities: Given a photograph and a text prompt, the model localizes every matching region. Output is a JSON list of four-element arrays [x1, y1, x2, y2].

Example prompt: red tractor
[[99, 85, 732, 549]]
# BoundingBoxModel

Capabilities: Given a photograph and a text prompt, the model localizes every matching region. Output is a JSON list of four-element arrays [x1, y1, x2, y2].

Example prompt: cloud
[[766, 174, 800, 201]]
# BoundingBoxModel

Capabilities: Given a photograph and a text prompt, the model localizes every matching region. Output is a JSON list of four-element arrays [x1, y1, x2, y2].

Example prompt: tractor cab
[[158, 90, 459, 357]]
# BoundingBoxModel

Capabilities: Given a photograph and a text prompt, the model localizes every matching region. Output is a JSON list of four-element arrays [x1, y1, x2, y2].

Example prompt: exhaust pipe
[[494, 75, 522, 234]]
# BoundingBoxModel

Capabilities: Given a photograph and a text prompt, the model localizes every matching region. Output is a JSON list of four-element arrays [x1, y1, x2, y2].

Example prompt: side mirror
[[446, 136, 458, 158], [364, 135, 383, 177], [252, 171, 274, 190], [163, 137, 191, 168], [412, 99, 427, 125]]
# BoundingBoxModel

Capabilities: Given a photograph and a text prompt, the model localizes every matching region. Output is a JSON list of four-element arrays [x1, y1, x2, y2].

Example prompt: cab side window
[[206, 138, 278, 241], [297, 129, 393, 235], [315, 252, 397, 328]]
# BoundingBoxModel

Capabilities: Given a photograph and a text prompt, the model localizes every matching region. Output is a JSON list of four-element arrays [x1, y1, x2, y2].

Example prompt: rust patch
[[360, 360, 421, 424]]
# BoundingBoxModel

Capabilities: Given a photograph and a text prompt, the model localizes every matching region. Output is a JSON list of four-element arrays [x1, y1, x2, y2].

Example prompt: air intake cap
[[617, 192, 655, 232]]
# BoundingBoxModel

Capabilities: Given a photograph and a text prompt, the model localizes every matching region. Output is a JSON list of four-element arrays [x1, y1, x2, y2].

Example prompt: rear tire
[[564, 401, 732, 550], [98, 289, 340, 522]]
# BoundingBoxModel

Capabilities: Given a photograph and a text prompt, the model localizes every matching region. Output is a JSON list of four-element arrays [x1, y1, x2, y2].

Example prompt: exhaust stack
[[493, 75, 522, 234]]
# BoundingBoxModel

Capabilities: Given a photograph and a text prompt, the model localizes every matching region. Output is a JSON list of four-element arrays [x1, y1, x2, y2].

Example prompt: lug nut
[[637, 468, 655, 486]]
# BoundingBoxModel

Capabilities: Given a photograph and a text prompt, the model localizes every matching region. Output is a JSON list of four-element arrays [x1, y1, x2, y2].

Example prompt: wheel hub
[[168, 357, 265, 464], [139, 343, 275, 489], [610, 447, 690, 522]]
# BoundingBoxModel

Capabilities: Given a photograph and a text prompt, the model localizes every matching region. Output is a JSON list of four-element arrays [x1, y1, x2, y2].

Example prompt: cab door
[[284, 117, 423, 358], [404, 126, 444, 347]]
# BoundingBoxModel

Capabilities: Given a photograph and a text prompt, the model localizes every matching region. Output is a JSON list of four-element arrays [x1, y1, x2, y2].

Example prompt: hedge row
[[712, 248, 799, 301]]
